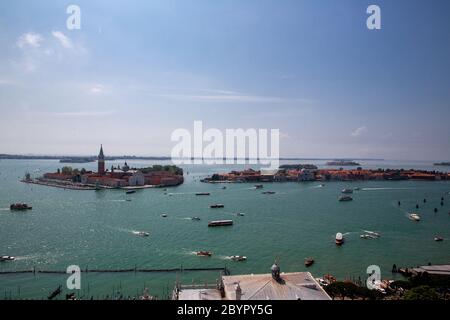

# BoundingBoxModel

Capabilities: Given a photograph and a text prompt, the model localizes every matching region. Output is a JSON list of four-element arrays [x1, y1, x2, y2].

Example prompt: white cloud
[[51, 31, 73, 49], [17, 32, 43, 49], [351, 126, 368, 137], [89, 84, 106, 94]]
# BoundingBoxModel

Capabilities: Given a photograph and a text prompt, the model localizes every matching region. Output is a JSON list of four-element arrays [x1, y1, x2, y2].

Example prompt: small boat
[[360, 234, 371, 239], [262, 191, 276, 195], [126, 190, 136, 194], [161, 214, 168, 218], [10, 203, 32, 211], [208, 220, 233, 227], [191, 217, 201, 221], [236, 212, 245, 217], [0, 255, 16, 262], [196, 192, 210, 196], [222, 186, 227, 189], [304, 258, 315, 267], [210, 204, 224, 208], [254, 184, 264, 189], [335, 233, 344, 246], [434, 236, 444, 242], [353, 187, 361, 191], [339, 196, 353, 202], [196, 251, 212, 257], [126, 199, 132, 202], [409, 213, 421, 221], [341, 189, 354, 194], [133, 231, 150, 237], [230, 255, 247, 262]]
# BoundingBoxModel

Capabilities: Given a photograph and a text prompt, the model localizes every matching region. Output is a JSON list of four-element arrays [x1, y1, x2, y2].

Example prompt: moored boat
[[10, 203, 32, 211], [335, 233, 344, 245], [236, 212, 245, 216], [409, 213, 421, 221], [126, 190, 136, 194]]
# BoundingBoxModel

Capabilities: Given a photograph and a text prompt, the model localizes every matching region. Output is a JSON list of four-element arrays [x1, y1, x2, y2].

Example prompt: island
[[434, 162, 450, 166], [326, 160, 361, 166], [201, 166, 450, 183], [22, 145, 183, 190]]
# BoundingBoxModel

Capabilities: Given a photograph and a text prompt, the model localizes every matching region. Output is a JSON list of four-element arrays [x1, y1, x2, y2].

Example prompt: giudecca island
[[22, 145, 184, 190]]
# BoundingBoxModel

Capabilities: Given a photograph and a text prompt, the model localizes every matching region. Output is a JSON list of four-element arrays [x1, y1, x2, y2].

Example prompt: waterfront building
[[298, 169, 316, 181], [173, 264, 331, 300]]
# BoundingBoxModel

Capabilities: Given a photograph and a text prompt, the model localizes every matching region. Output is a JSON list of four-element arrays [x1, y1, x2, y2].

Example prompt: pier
[[0, 266, 230, 275]]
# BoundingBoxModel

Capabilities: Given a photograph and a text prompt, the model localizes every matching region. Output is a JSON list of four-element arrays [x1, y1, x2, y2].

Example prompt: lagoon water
[[1, 159, 449, 299]]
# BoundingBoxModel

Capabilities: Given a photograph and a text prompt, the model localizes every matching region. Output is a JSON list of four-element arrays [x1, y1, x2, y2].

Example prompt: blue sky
[[0, 0, 449, 160]]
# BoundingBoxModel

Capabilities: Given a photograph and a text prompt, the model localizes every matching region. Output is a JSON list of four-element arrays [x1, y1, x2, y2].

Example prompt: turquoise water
[[1, 159, 449, 299]]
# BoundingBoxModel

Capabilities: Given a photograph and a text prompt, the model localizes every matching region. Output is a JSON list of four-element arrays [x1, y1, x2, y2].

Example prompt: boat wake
[[0, 208, 10, 212]]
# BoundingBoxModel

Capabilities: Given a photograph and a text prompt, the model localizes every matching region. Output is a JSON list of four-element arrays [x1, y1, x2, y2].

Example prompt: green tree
[[403, 286, 438, 301], [61, 166, 73, 175]]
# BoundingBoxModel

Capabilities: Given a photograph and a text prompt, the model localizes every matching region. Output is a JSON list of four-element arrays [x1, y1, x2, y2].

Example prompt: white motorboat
[[335, 233, 344, 245], [341, 188, 354, 194], [230, 255, 247, 261], [0, 255, 16, 262], [409, 213, 421, 221], [133, 231, 150, 237]]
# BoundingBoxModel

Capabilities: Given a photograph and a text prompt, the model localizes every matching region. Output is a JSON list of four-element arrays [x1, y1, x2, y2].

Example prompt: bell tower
[[98, 144, 105, 175]]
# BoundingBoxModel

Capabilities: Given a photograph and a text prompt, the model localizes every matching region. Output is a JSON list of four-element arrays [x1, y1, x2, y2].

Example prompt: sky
[[0, 0, 449, 160]]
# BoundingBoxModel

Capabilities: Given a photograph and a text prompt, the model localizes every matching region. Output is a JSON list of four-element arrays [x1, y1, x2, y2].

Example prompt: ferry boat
[[335, 233, 344, 246], [409, 213, 421, 221], [196, 192, 210, 196], [304, 258, 315, 267], [208, 220, 233, 227], [341, 188, 354, 194], [0, 255, 15, 262], [133, 231, 150, 237], [230, 255, 247, 262], [10, 203, 32, 211], [210, 204, 224, 208], [196, 251, 212, 257], [338, 196, 353, 202]]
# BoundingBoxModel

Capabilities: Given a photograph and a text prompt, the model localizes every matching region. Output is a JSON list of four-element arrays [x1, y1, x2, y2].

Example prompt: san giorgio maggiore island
[[22, 145, 184, 190]]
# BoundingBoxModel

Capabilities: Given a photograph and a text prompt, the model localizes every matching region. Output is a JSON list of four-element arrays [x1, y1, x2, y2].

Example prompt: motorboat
[[10, 203, 32, 211], [230, 255, 247, 262], [304, 258, 315, 267], [338, 196, 353, 202], [196, 251, 212, 257], [409, 213, 421, 221], [126, 190, 136, 194], [434, 236, 444, 242], [335, 233, 344, 246], [195, 192, 210, 196], [191, 217, 201, 221], [236, 212, 245, 217], [0, 255, 16, 262], [133, 231, 150, 237], [254, 184, 264, 189], [341, 189, 354, 194], [353, 187, 361, 191], [210, 204, 224, 208], [360, 234, 371, 239], [262, 191, 276, 195], [222, 186, 227, 189], [208, 220, 233, 227], [161, 214, 168, 218]]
